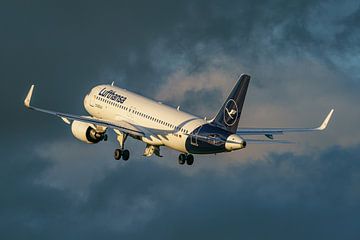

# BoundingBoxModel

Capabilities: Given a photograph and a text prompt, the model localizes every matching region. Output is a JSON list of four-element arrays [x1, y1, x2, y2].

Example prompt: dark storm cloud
[[1, 145, 360, 239], [3, 0, 359, 140], [1, 0, 188, 139], [181, 88, 223, 117], [1, 0, 360, 239], [151, 0, 360, 78]]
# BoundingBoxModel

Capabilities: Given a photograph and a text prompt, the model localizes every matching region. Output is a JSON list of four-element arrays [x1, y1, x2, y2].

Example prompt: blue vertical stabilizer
[[211, 74, 250, 133]]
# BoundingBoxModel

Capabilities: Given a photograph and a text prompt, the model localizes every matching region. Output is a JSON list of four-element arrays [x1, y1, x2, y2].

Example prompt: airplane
[[24, 74, 334, 166]]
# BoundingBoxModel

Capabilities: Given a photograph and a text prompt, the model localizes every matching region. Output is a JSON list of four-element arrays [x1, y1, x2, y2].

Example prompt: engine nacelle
[[71, 120, 105, 144]]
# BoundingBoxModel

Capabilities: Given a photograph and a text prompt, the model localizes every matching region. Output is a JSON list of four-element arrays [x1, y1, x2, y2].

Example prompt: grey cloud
[[1, 0, 360, 239], [1, 0, 188, 139], [1, 145, 360, 239], [3, 0, 359, 140], [152, 0, 360, 78], [180, 88, 223, 118]]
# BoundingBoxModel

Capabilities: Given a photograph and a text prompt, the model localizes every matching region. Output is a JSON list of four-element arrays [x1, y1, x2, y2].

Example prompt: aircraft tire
[[186, 154, 194, 165], [122, 149, 130, 161], [114, 149, 122, 160], [178, 154, 186, 165]]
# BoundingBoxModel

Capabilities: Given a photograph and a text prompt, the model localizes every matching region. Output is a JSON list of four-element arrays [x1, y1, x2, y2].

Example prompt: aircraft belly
[[185, 123, 229, 154], [185, 139, 226, 154], [162, 134, 187, 153]]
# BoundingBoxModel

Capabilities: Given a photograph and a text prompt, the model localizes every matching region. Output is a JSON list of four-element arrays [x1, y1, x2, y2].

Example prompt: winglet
[[317, 109, 334, 130], [24, 85, 35, 108]]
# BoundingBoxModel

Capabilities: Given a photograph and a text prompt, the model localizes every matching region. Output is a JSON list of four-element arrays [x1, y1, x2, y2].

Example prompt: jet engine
[[71, 120, 106, 144]]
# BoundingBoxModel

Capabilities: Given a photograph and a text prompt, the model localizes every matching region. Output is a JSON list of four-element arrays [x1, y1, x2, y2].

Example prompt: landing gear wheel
[[115, 132, 129, 161], [114, 149, 122, 160], [178, 154, 186, 165], [186, 154, 194, 165], [122, 149, 130, 161]]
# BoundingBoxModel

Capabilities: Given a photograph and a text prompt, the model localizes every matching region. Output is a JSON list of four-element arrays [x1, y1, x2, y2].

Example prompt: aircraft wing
[[24, 85, 145, 137], [236, 109, 334, 138]]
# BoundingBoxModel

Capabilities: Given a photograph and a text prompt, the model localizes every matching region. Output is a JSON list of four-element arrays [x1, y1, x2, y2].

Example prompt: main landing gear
[[114, 149, 130, 161], [114, 132, 130, 161], [178, 153, 194, 166]]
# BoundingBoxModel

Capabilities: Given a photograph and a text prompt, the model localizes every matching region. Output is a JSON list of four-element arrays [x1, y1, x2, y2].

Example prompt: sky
[[1, 0, 360, 239]]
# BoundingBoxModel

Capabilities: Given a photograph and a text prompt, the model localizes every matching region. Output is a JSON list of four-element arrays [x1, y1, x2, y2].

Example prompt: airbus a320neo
[[24, 74, 334, 166]]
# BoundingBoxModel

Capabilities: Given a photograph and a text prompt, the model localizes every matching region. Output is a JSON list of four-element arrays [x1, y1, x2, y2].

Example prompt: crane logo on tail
[[224, 99, 239, 126]]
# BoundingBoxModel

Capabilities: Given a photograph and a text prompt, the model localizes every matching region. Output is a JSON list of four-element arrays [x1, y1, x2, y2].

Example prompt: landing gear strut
[[114, 132, 130, 161], [178, 153, 194, 166]]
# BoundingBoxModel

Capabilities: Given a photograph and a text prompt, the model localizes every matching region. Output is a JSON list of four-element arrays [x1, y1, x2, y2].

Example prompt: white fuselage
[[84, 85, 206, 153]]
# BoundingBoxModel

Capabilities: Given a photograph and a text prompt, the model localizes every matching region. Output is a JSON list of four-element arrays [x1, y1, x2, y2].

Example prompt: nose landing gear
[[178, 153, 194, 166]]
